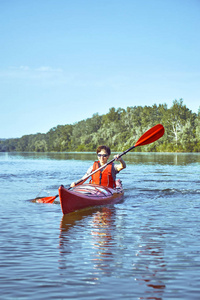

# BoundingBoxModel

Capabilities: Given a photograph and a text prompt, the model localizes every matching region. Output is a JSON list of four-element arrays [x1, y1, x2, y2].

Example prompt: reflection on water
[[1, 151, 200, 165], [133, 222, 166, 299], [60, 207, 100, 233], [59, 207, 166, 298], [0, 151, 97, 161], [90, 207, 115, 276], [125, 152, 200, 165], [59, 207, 116, 283]]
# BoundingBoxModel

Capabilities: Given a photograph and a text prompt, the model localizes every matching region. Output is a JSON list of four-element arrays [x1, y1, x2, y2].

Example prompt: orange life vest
[[90, 161, 116, 188]]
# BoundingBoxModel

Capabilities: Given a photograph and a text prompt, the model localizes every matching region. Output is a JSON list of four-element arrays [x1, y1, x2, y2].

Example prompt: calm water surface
[[0, 152, 200, 300]]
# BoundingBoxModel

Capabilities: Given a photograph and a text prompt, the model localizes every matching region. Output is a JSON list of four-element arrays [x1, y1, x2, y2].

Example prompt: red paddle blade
[[36, 195, 58, 203], [134, 124, 165, 147]]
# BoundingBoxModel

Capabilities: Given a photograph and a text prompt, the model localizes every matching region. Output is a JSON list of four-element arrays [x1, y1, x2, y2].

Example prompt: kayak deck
[[59, 181, 124, 215]]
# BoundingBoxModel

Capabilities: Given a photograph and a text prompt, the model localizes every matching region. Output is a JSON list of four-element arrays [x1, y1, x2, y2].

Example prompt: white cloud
[[35, 66, 63, 73], [0, 66, 64, 83], [19, 66, 30, 71]]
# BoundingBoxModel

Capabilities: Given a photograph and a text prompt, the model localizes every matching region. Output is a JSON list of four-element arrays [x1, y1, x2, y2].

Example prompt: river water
[[0, 152, 200, 300]]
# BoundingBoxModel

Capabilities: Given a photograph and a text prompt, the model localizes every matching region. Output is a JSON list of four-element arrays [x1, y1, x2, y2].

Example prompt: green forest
[[1, 99, 200, 153]]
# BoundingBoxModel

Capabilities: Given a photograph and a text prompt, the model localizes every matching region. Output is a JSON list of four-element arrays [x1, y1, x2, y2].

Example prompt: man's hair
[[96, 145, 111, 155]]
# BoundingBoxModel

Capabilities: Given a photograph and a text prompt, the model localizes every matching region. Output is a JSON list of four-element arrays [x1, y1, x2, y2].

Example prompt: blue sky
[[0, 0, 200, 138]]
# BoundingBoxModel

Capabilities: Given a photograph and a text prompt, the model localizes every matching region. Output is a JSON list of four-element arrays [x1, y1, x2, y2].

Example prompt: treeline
[[1, 99, 200, 153]]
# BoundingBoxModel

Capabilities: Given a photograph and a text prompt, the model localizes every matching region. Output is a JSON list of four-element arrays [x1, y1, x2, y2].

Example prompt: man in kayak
[[70, 145, 126, 188]]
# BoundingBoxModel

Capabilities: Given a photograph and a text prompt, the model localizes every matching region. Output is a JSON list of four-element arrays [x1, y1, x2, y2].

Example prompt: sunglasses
[[97, 154, 108, 158]]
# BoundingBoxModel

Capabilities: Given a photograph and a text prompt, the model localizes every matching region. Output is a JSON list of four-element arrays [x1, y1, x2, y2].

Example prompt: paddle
[[35, 123, 164, 203], [35, 195, 59, 203]]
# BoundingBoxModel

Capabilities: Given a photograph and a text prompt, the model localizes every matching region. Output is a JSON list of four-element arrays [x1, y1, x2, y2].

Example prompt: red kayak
[[59, 180, 124, 215]]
